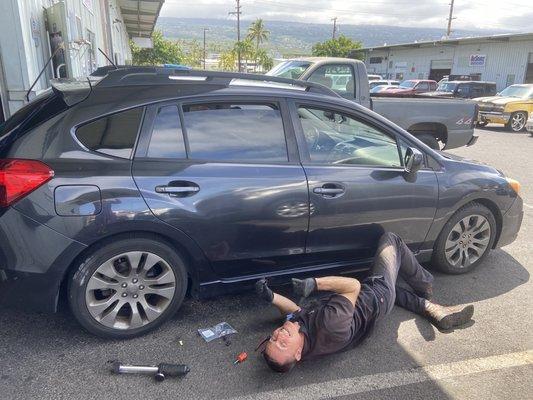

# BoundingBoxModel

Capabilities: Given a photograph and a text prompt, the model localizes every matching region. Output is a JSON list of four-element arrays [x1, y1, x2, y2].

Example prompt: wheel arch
[[57, 230, 211, 311]]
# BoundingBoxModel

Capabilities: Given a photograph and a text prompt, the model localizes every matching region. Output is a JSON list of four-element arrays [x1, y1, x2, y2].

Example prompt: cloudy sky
[[160, 0, 533, 32]]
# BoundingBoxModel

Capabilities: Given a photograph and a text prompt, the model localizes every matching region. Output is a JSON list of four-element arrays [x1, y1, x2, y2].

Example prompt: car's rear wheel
[[68, 237, 187, 339], [416, 133, 440, 150], [506, 111, 527, 132], [432, 202, 497, 274]]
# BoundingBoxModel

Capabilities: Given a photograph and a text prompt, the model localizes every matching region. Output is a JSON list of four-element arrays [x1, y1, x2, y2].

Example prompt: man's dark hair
[[262, 351, 297, 373]]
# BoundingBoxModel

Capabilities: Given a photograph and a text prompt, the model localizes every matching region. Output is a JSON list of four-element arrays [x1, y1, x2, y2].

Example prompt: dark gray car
[[0, 68, 523, 338]]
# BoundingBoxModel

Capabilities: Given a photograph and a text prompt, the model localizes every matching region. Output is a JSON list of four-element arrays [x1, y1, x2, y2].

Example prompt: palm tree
[[247, 19, 270, 71]]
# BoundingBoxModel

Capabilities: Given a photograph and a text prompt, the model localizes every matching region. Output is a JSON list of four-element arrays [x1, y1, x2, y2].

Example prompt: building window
[[369, 57, 383, 64]]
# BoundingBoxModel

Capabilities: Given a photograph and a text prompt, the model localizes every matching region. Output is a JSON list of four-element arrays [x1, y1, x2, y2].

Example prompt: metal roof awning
[[118, 0, 165, 38]]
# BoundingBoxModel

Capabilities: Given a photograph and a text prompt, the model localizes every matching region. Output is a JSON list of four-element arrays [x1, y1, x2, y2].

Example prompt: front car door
[[132, 97, 309, 279], [289, 100, 439, 264]]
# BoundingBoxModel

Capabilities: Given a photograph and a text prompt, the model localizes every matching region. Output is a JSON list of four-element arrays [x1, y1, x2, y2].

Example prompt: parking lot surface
[[0, 126, 531, 400]]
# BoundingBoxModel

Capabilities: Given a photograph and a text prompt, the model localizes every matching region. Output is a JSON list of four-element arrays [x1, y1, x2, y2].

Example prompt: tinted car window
[[76, 107, 143, 158], [417, 82, 429, 91], [147, 106, 186, 159], [298, 106, 401, 167], [182, 103, 288, 162]]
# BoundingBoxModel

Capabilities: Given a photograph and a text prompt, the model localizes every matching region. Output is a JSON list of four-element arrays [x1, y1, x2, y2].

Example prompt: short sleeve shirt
[[294, 281, 383, 360]]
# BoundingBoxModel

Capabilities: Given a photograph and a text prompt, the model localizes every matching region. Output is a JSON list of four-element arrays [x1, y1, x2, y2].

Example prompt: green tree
[[218, 50, 237, 71], [182, 40, 203, 68], [247, 19, 270, 52], [130, 31, 183, 66], [311, 35, 363, 59], [255, 49, 274, 72]]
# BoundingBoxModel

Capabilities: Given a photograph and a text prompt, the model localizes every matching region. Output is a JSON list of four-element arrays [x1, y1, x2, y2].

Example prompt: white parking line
[[228, 350, 532, 400]]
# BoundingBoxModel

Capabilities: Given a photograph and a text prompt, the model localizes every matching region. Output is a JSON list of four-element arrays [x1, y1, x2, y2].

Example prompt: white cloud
[[159, 0, 533, 31]]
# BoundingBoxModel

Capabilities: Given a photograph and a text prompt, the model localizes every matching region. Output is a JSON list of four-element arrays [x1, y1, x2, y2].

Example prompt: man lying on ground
[[255, 232, 474, 373]]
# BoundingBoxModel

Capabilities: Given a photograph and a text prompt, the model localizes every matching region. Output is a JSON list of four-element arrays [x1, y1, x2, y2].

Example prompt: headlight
[[506, 178, 521, 194], [495, 105, 505, 112]]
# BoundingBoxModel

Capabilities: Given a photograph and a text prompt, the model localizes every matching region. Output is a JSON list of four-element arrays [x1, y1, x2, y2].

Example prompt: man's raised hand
[[292, 278, 317, 298], [255, 278, 274, 303]]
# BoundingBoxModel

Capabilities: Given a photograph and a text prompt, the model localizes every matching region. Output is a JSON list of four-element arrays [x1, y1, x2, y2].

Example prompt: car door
[[289, 100, 439, 264], [415, 82, 430, 93], [132, 97, 309, 279]]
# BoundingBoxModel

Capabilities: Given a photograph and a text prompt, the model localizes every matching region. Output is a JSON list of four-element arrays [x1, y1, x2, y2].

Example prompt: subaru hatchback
[[0, 68, 523, 338]]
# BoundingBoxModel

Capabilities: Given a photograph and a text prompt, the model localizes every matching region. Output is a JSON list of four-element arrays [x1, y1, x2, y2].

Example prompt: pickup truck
[[267, 57, 478, 150]]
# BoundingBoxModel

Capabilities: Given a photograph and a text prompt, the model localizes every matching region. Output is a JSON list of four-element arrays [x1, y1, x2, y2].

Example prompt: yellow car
[[475, 84, 533, 132]]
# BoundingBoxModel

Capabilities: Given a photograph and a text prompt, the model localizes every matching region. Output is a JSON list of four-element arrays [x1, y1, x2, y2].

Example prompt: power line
[[228, 0, 242, 72]]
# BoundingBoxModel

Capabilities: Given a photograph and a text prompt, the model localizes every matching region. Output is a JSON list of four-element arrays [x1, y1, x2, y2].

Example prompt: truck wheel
[[432, 202, 496, 274], [416, 133, 440, 150], [506, 111, 527, 132], [68, 237, 188, 339]]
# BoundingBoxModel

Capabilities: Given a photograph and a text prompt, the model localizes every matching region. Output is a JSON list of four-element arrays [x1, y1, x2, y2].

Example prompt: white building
[[0, 0, 164, 122], [363, 33, 533, 90]]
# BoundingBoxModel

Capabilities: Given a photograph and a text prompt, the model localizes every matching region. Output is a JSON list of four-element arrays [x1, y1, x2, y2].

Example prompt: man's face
[[264, 320, 303, 364]]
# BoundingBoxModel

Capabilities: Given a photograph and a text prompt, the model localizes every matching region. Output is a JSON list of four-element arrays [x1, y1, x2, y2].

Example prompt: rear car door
[[290, 100, 439, 263], [132, 97, 309, 279]]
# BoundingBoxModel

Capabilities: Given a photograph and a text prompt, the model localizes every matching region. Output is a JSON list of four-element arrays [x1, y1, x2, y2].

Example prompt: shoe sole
[[438, 305, 474, 330]]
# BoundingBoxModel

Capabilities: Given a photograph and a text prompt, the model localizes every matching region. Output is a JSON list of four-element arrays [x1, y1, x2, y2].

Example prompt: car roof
[[447, 80, 495, 84]]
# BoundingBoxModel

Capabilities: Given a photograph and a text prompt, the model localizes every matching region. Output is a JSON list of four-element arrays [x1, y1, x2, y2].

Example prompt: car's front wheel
[[432, 202, 497, 274], [68, 237, 188, 339], [506, 111, 527, 132]]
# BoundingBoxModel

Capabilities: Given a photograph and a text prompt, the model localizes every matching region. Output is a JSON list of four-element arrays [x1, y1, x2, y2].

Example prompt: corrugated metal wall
[[365, 37, 533, 90]]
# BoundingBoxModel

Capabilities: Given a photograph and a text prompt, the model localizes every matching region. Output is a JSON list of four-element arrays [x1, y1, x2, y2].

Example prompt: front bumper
[[495, 195, 523, 248], [478, 111, 510, 125]]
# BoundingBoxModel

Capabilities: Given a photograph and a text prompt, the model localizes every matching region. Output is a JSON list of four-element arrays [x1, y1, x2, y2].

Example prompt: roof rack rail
[[95, 67, 340, 98]]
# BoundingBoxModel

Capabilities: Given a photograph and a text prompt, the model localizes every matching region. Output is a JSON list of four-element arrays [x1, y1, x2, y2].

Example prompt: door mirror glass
[[404, 147, 424, 174]]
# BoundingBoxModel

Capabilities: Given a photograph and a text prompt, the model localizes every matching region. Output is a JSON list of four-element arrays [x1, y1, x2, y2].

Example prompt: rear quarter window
[[75, 107, 144, 159]]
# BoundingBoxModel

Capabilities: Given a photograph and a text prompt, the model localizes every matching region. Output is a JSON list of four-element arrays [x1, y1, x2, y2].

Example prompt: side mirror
[[404, 147, 424, 174]]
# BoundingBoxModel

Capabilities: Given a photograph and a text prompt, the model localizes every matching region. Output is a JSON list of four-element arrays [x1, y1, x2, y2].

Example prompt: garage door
[[431, 59, 453, 69]]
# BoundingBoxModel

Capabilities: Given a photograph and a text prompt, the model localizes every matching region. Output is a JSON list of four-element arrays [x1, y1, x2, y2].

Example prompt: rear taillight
[[0, 159, 54, 207]]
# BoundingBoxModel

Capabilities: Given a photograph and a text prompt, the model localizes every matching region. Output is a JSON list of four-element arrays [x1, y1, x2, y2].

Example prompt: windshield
[[437, 82, 458, 92], [399, 80, 417, 88], [266, 61, 311, 79], [499, 85, 533, 98]]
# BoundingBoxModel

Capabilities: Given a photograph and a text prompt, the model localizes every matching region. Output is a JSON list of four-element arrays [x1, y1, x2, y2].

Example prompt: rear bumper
[[495, 196, 523, 248], [0, 207, 86, 312]]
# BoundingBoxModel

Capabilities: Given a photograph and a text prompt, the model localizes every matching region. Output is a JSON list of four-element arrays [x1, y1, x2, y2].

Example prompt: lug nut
[[139, 285, 145, 290], [132, 278, 138, 284], [133, 294, 138, 299], [121, 283, 127, 288], [122, 293, 128, 297]]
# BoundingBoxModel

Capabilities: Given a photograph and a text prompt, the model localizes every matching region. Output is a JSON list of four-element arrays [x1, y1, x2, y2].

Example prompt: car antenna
[[98, 48, 117, 69], [25, 43, 65, 102]]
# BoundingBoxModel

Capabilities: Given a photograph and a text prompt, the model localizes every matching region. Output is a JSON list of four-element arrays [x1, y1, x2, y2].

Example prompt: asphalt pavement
[[0, 125, 531, 400]]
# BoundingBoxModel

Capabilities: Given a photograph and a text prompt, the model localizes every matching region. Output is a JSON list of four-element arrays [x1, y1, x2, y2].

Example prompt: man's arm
[[272, 292, 300, 315], [315, 276, 361, 307]]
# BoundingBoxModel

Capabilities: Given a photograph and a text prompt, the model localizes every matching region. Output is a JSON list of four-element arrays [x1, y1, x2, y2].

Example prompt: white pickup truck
[[268, 57, 478, 149]]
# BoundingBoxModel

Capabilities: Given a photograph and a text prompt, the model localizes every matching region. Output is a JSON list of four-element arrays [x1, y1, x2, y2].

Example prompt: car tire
[[416, 133, 440, 150], [506, 111, 527, 132], [432, 202, 497, 274], [68, 237, 188, 339]]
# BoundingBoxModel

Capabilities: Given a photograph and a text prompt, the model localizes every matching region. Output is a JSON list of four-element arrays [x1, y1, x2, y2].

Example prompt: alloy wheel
[[511, 112, 526, 132], [85, 251, 176, 330], [444, 214, 491, 269]]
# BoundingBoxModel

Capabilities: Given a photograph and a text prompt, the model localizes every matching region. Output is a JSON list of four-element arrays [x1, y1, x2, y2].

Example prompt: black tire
[[505, 111, 527, 132], [68, 237, 188, 339], [416, 133, 440, 150], [432, 202, 497, 274]]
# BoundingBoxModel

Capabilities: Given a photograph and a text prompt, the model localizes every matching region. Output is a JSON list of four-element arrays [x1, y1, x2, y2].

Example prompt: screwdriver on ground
[[233, 352, 248, 365]]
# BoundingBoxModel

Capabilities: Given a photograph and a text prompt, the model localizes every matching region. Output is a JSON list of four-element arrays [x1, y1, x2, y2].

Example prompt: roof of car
[[446, 80, 496, 84]]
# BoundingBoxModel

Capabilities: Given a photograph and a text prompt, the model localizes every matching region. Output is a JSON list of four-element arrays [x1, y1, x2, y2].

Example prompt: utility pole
[[446, 0, 455, 38], [203, 28, 209, 70], [331, 17, 338, 39], [228, 0, 242, 72]]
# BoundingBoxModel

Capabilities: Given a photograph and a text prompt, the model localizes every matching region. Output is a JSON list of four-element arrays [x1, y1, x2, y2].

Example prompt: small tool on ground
[[233, 352, 248, 365], [111, 361, 190, 382]]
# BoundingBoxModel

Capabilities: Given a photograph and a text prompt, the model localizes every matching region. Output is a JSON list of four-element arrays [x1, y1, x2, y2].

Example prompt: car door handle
[[155, 184, 200, 196], [313, 184, 345, 198]]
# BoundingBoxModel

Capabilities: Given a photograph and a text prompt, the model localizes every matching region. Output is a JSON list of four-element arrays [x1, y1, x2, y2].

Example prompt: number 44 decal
[[456, 117, 473, 125]]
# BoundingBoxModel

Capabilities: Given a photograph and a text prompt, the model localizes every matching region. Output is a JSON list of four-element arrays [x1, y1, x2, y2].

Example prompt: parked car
[[526, 113, 533, 135], [376, 80, 438, 97], [421, 81, 497, 99], [0, 68, 523, 338], [268, 58, 478, 150], [475, 84, 533, 132], [368, 74, 382, 81], [369, 80, 400, 90]]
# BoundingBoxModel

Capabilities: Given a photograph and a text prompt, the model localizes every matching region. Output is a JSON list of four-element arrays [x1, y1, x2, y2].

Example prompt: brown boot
[[424, 301, 474, 330]]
